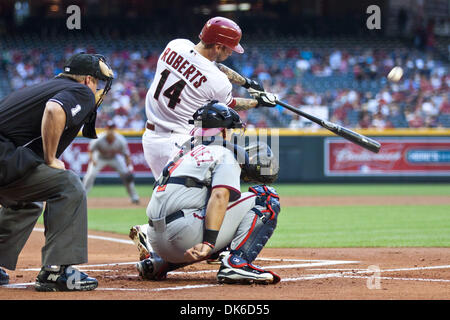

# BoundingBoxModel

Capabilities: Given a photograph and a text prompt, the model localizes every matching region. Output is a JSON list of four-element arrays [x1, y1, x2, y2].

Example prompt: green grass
[[268, 205, 450, 247], [86, 208, 148, 234], [88, 183, 450, 197], [269, 183, 450, 196], [87, 185, 155, 198], [37, 208, 148, 235], [50, 203, 450, 248], [42, 183, 449, 247]]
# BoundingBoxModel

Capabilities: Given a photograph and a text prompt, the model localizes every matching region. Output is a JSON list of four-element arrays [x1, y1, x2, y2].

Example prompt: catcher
[[132, 101, 281, 284]]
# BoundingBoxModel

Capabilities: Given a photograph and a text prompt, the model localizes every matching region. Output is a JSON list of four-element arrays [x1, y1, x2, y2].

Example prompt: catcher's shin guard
[[232, 185, 280, 263]]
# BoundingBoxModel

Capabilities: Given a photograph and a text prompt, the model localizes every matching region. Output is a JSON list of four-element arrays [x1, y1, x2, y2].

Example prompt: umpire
[[0, 53, 114, 291]]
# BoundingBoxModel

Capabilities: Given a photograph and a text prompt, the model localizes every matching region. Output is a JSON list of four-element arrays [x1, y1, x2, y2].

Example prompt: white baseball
[[387, 66, 403, 82]]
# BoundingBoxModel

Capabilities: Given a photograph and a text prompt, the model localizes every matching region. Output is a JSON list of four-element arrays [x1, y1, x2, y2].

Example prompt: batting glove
[[248, 89, 278, 108], [243, 77, 265, 92]]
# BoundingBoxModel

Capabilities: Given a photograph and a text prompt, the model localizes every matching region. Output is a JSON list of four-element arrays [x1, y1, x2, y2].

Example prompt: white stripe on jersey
[[145, 39, 234, 133]]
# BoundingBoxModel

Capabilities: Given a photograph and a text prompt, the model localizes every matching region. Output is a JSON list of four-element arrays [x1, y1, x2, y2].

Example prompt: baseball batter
[[134, 102, 281, 284], [142, 16, 278, 178], [83, 121, 140, 204]]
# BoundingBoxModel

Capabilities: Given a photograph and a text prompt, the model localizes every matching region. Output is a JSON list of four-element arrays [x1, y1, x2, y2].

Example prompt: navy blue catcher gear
[[189, 100, 243, 137], [241, 142, 279, 185], [230, 185, 281, 264]]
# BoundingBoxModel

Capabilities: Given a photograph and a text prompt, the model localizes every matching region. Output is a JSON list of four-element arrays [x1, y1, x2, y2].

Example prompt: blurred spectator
[[1, 35, 448, 130], [358, 111, 372, 129], [406, 110, 425, 128], [439, 95, 450, 114]]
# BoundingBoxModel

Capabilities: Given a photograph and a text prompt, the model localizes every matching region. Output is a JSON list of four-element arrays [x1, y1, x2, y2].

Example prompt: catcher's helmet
[[199, 16, 244, 54], [189, 101, 244, 137], [241, 141, 279, 185]]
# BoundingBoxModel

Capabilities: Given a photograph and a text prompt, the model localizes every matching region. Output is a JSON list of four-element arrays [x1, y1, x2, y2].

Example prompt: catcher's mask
[[189, 100, 244, 137], [241, 141, 279, 185]]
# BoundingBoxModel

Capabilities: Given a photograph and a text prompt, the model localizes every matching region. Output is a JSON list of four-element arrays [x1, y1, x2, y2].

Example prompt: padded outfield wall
[[65, 129, 450, 183]]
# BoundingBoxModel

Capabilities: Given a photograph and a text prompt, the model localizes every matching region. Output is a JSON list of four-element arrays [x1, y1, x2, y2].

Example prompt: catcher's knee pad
[[232, 185, 280, 263]]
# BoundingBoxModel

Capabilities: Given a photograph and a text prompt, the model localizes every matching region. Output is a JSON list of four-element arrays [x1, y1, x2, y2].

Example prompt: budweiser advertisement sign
[[325, 138, 450, 176], [60, 137, 153, 177]]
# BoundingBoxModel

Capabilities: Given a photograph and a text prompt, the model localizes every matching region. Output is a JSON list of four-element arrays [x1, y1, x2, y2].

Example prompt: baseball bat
[[276, 100, 381, 153]]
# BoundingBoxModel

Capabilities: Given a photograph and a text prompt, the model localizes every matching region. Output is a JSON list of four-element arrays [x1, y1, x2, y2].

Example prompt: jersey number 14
[[153, 69, 187, 109]]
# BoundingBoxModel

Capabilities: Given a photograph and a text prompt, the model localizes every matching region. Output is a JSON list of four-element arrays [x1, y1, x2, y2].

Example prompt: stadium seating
[[1, 33, 448, 129]]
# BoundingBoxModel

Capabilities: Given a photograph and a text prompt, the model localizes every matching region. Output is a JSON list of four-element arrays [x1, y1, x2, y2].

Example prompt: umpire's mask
[[63, 53, 115, 139], [63, 53, 114, 109]]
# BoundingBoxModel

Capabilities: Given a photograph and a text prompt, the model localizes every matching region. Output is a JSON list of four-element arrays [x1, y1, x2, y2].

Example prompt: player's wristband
[[202, 241, 215, 250], [203, 229, 219, 248]]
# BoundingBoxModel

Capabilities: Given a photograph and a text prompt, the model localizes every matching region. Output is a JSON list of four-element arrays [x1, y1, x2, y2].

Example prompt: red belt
[[146, 122, 155, 131], [146, 121, 174, 134]]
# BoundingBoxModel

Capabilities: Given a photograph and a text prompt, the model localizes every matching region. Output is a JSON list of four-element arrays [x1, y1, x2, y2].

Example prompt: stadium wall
[[69, 129, 450, 183]]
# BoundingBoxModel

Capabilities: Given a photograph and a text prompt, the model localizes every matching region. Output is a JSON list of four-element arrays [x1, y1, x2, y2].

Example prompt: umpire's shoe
[[0, 268, 9, 285], [35, 265, 98, 292], [217, 254, 280, 285]]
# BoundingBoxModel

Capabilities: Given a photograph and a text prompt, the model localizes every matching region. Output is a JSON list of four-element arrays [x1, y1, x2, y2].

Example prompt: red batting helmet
[[199, 16, 244, 54]]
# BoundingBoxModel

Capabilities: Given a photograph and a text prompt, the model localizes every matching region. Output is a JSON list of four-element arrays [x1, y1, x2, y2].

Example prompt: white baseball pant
[[142, 128, 191, 179], [147, 192, 257, 264], [83, 154, 139, 202]]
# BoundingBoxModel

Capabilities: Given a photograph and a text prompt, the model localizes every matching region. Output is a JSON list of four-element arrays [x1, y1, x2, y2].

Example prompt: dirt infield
[[1, 228, 449, 300], [1, 195, 449, 300]]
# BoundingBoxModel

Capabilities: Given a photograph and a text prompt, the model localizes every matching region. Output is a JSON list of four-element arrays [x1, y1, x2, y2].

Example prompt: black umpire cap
[[64, 53, 114, 81]]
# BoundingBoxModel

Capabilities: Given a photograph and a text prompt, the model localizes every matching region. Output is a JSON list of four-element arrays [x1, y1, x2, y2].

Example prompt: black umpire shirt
[[0, 76, 96, 159]]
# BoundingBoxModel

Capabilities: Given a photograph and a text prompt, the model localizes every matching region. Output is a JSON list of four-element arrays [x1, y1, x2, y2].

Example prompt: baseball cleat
[[129, 224, 152, 260], [207, 250, 230, 265], [217, 254, 280, 285], [34, 265, 98, 292], [0, 268, 9, 285]]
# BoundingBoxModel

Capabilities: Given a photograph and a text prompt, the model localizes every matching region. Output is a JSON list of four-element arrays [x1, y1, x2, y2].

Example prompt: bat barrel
[[276, 100, 381, 153], [337, 125, 381, 153]]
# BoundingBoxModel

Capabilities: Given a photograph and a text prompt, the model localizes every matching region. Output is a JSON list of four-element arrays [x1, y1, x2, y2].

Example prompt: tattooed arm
[[233, 98, 259, 111], [215, 63, 273, 110], [215, 63, 247, 86], [216, 63, 265, 91]]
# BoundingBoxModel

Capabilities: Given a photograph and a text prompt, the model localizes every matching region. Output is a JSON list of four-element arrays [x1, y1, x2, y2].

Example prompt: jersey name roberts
[[160, 47, 207, 89], [145, 39, 234, 133]]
